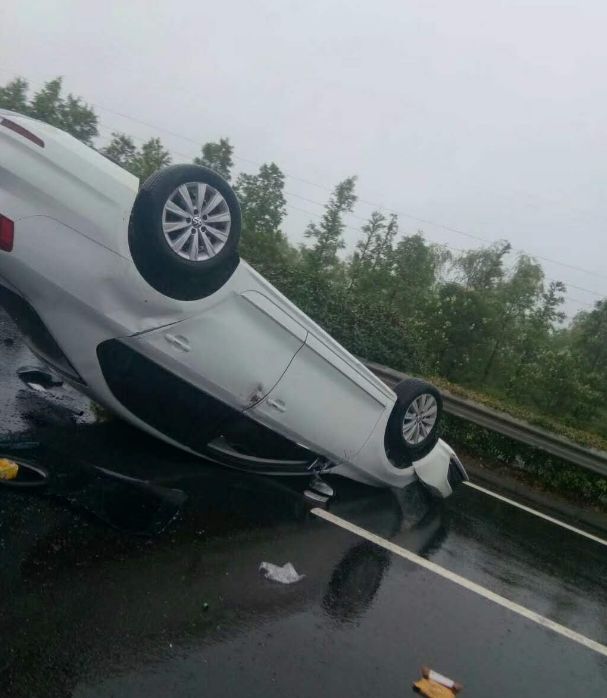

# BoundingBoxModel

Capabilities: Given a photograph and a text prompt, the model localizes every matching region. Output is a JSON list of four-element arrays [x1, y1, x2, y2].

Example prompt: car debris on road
[[0, 457, 19, 480], [413, 666, 463, 697], [259, 561, 305, 584]]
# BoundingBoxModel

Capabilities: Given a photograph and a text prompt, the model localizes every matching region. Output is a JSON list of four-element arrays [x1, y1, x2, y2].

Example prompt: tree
[[29, 78, 64, 127], [234, 162, 293, 277], [101, 132, 137, 170], [0, 77, 29, 113], [0, 76, 98, 145], [56, 93, 99, 145], [101, 133, 172, 179], [303, 176, 357, 271], [478, 254, 545, 383], [2, 74, 605, 441], [194, 138, 234, 180], [371, 213, 398, 270], [506, 279, 566, 395], [456, 240, 512, 290], [130, 138, 172, 180], [570, 299, 607, 390], [354, 212, 386, 264], [349, 211, 386, 288]]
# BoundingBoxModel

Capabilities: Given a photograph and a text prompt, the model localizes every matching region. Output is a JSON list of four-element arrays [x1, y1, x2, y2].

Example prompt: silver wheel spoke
[[202, 192, 223, 214], [171, 229, 192, 252], [179, 185, 195, 214], [163, 220, 190, 234], [404, 406, 416, 421], [162, 181, 231, 262], [165, 200, 190, 219], [402, 392, 437, 444], [413, 422, 421, 443], [403, 421, 417, 439], [205, 224, 228, 241], [199, 230, 215, 257], [196, 183, 207, 210], [189, 234, 198, 260], [205, 211, 230, 224]]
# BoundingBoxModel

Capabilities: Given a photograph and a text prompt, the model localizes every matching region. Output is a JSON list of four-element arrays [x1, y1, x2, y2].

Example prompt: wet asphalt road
[[1, 309, 607, 698]]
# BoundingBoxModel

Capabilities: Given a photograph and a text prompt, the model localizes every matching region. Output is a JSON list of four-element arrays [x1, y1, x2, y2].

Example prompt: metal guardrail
[[364, 360, 607, 478]]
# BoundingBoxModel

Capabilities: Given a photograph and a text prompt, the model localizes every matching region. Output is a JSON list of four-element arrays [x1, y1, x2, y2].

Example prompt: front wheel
[[129, 164, 241, 300], [384, 378, 443, 466]]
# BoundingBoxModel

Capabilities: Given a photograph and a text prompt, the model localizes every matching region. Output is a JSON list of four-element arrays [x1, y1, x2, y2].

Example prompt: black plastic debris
[[75, 466, 187, 535], [0, 457, 49, 489], [0, 448, 186, 536], [17, 365, 64, 391]]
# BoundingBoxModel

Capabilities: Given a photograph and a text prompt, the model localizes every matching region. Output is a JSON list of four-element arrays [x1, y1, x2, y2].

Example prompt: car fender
[[413, 438, 455, 498]]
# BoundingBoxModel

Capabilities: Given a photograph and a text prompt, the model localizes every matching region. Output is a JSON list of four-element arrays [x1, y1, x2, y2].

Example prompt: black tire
[[384, 378, 443, 466], [129, 164, 241, 300]]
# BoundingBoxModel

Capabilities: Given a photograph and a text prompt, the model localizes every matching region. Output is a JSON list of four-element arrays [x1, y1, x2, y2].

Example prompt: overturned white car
[[0, 110, 467, 496]]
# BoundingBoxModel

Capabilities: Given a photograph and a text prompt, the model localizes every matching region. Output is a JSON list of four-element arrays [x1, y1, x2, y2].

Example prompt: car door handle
[[266, 398, 286, 413], [164, 333, 191, 352]]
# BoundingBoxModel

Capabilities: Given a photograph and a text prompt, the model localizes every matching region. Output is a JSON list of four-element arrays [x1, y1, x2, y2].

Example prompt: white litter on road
[[464, 481, 607, 548], [312, 507, 607, 659], [259, 561, 305, 584]]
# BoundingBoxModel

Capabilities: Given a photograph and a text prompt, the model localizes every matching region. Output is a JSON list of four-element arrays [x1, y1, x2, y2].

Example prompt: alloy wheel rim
[[401, 393, 438, 445], [162, 182, 231, 262]]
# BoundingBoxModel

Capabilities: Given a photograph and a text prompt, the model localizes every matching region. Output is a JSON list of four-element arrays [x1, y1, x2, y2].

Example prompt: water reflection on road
[[0, 415, 446, 698]]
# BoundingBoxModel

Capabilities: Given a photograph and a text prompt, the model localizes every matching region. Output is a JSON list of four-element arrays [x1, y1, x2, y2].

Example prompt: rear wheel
[[385, 378, 443, 466], [129, 164, 241, 300]]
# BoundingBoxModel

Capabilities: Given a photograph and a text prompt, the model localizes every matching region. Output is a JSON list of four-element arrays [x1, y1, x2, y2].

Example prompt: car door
[[247, 332, 392, 463], [126, 290, 307, 411]]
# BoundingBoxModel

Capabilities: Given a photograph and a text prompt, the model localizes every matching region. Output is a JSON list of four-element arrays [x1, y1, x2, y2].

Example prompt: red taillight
[[0, 215, 15, 252], [0, 118, 44, 148]]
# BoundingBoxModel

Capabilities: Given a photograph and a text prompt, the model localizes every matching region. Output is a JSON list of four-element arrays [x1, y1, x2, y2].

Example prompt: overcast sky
[[1, 0, 606, 316]]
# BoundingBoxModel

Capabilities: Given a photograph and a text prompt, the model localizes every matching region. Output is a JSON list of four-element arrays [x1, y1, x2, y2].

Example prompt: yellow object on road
[[0, 458, 19, 480], [414, 666, 462, 697], [413, 678, 456, 698]]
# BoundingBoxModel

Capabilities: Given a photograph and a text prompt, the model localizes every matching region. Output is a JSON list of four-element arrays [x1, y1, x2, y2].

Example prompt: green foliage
[[442, 415, 607, 508], [101, 132, 137, 169], [0, 77, 29, 113], [234, 162, 293, 278], [432, 376, 607, 452], [303, 176, 357, 272], [0, 77, 98, 145], [101, 133, 172, 180], [130, 138, 172, 181], [349, 211, 386, 287], [2, 73, 606, 469], [194, 138, 234, 180]]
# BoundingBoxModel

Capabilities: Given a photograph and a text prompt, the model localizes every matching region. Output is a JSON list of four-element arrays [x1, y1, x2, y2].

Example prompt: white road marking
[[312, 507, 607, 659], [464, 481, 607, 548]]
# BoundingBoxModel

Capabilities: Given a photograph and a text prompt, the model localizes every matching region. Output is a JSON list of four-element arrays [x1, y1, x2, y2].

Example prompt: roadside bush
[[442, 414, 607, 509], [431, 376, 607, 453]]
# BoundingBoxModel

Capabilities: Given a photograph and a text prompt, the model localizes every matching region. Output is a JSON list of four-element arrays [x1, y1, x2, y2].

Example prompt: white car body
[[0, 110, 466, 496]]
